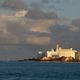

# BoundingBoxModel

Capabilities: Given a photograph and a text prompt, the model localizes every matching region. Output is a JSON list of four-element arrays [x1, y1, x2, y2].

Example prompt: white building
[[47, 48, 59, 58], [47, 44, 77, 59]]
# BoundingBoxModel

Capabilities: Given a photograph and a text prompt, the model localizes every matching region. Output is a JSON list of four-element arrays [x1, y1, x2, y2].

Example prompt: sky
[[0, 0, 80, 60]]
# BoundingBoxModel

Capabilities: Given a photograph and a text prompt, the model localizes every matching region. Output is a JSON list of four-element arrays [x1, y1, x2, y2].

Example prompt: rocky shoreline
[[18, 56, 80, 62]]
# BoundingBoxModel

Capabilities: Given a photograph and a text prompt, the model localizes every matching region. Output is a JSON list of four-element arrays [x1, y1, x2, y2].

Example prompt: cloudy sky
[[0, 0, 80, 60]]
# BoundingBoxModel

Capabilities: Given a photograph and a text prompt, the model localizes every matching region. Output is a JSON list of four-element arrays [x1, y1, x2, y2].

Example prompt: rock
[[40, 57, 53, 61], [57, 56, 75, 62]]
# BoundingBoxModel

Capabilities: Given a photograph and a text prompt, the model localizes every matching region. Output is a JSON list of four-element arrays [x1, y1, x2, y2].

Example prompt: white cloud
[[15, 10, 28, 18]]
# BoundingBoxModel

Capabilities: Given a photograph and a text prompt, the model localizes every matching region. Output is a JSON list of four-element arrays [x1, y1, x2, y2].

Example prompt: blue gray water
[[0, 61, 80, 80]]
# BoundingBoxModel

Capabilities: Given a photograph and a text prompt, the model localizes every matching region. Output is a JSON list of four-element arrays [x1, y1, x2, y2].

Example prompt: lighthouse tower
[[56, 44, 59, 53]]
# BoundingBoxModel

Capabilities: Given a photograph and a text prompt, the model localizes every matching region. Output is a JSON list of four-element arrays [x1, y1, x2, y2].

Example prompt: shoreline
[[18, 58, 80, 62]]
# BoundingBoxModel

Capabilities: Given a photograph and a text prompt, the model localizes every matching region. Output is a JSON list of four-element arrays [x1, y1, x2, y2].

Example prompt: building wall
[[47, 51, 58, 57], [75, 52, 80, 60], [46, 46, 77, 58], [47, 45, 77, 58], [47, 49, 58, 58], [59, 50, 75, 58]]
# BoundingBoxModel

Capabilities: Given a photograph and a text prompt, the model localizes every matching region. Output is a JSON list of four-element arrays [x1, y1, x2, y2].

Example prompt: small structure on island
[[37, 51, 45, 59], [47, 44, 77, 59], [75, 51, 80, 61]]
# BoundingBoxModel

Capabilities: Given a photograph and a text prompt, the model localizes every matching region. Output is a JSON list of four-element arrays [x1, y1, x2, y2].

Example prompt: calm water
[[0, 61, 80, 80]]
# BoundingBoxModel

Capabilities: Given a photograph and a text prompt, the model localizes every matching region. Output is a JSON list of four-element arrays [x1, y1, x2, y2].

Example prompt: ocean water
[[0, 61, 80, 80]]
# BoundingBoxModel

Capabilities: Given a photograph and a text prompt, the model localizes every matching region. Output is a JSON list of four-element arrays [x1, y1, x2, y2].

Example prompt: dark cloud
[[42, 0, 49, 3], [27, 6, 58, 19], [49, 24, 80, 50], [27, 7, 44, 19], [0, 0, 3, 6], [42, 0, 61, 4], [72, 19, 80, 27], [1, 0, 58, 20], [30, 2, 42, 8], [0, 13, 57, 45], [71, 19, 80, 32], [1, 0, 27, 10], [26, 1, 58, 19], [45, 11, 58, 19], [0, 12, 79, 49], [41, 0, 68, 4]]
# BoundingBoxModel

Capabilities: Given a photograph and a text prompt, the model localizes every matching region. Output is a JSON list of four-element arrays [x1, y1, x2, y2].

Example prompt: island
[[18, 44, 80, 62]]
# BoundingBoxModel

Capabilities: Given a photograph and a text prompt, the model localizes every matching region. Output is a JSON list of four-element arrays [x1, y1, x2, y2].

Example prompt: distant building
[[37, 51, 45, 59], [47, 44, 77, 59], [75, 51, 80, 61]]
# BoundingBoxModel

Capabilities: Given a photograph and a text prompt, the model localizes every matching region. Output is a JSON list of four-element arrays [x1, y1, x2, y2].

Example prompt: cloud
[[49, 24, 80, 50], [42, 0, 49, 3], [0, 12, 58, 45], [72, 19, 80, 27], [0, 11, 80, 48], [69, 19, 80, 32], [26, 35, 51, 45], [41, 0, 65, 4], [27, 19, 57, 33], [69, 25, 79, 32], [27, 3, 58, 19], [1, 0, 58, 20], [15, 10, 28, 18], [1, 0, 27, 10]]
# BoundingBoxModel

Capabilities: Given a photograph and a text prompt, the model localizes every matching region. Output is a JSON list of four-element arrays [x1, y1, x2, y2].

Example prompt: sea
[[0, 61, 80, 80]]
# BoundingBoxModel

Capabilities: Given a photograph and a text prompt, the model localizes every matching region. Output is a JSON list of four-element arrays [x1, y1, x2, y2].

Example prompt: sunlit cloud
[[0, 12, 58, 45], [26, 35, 51, 45]]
